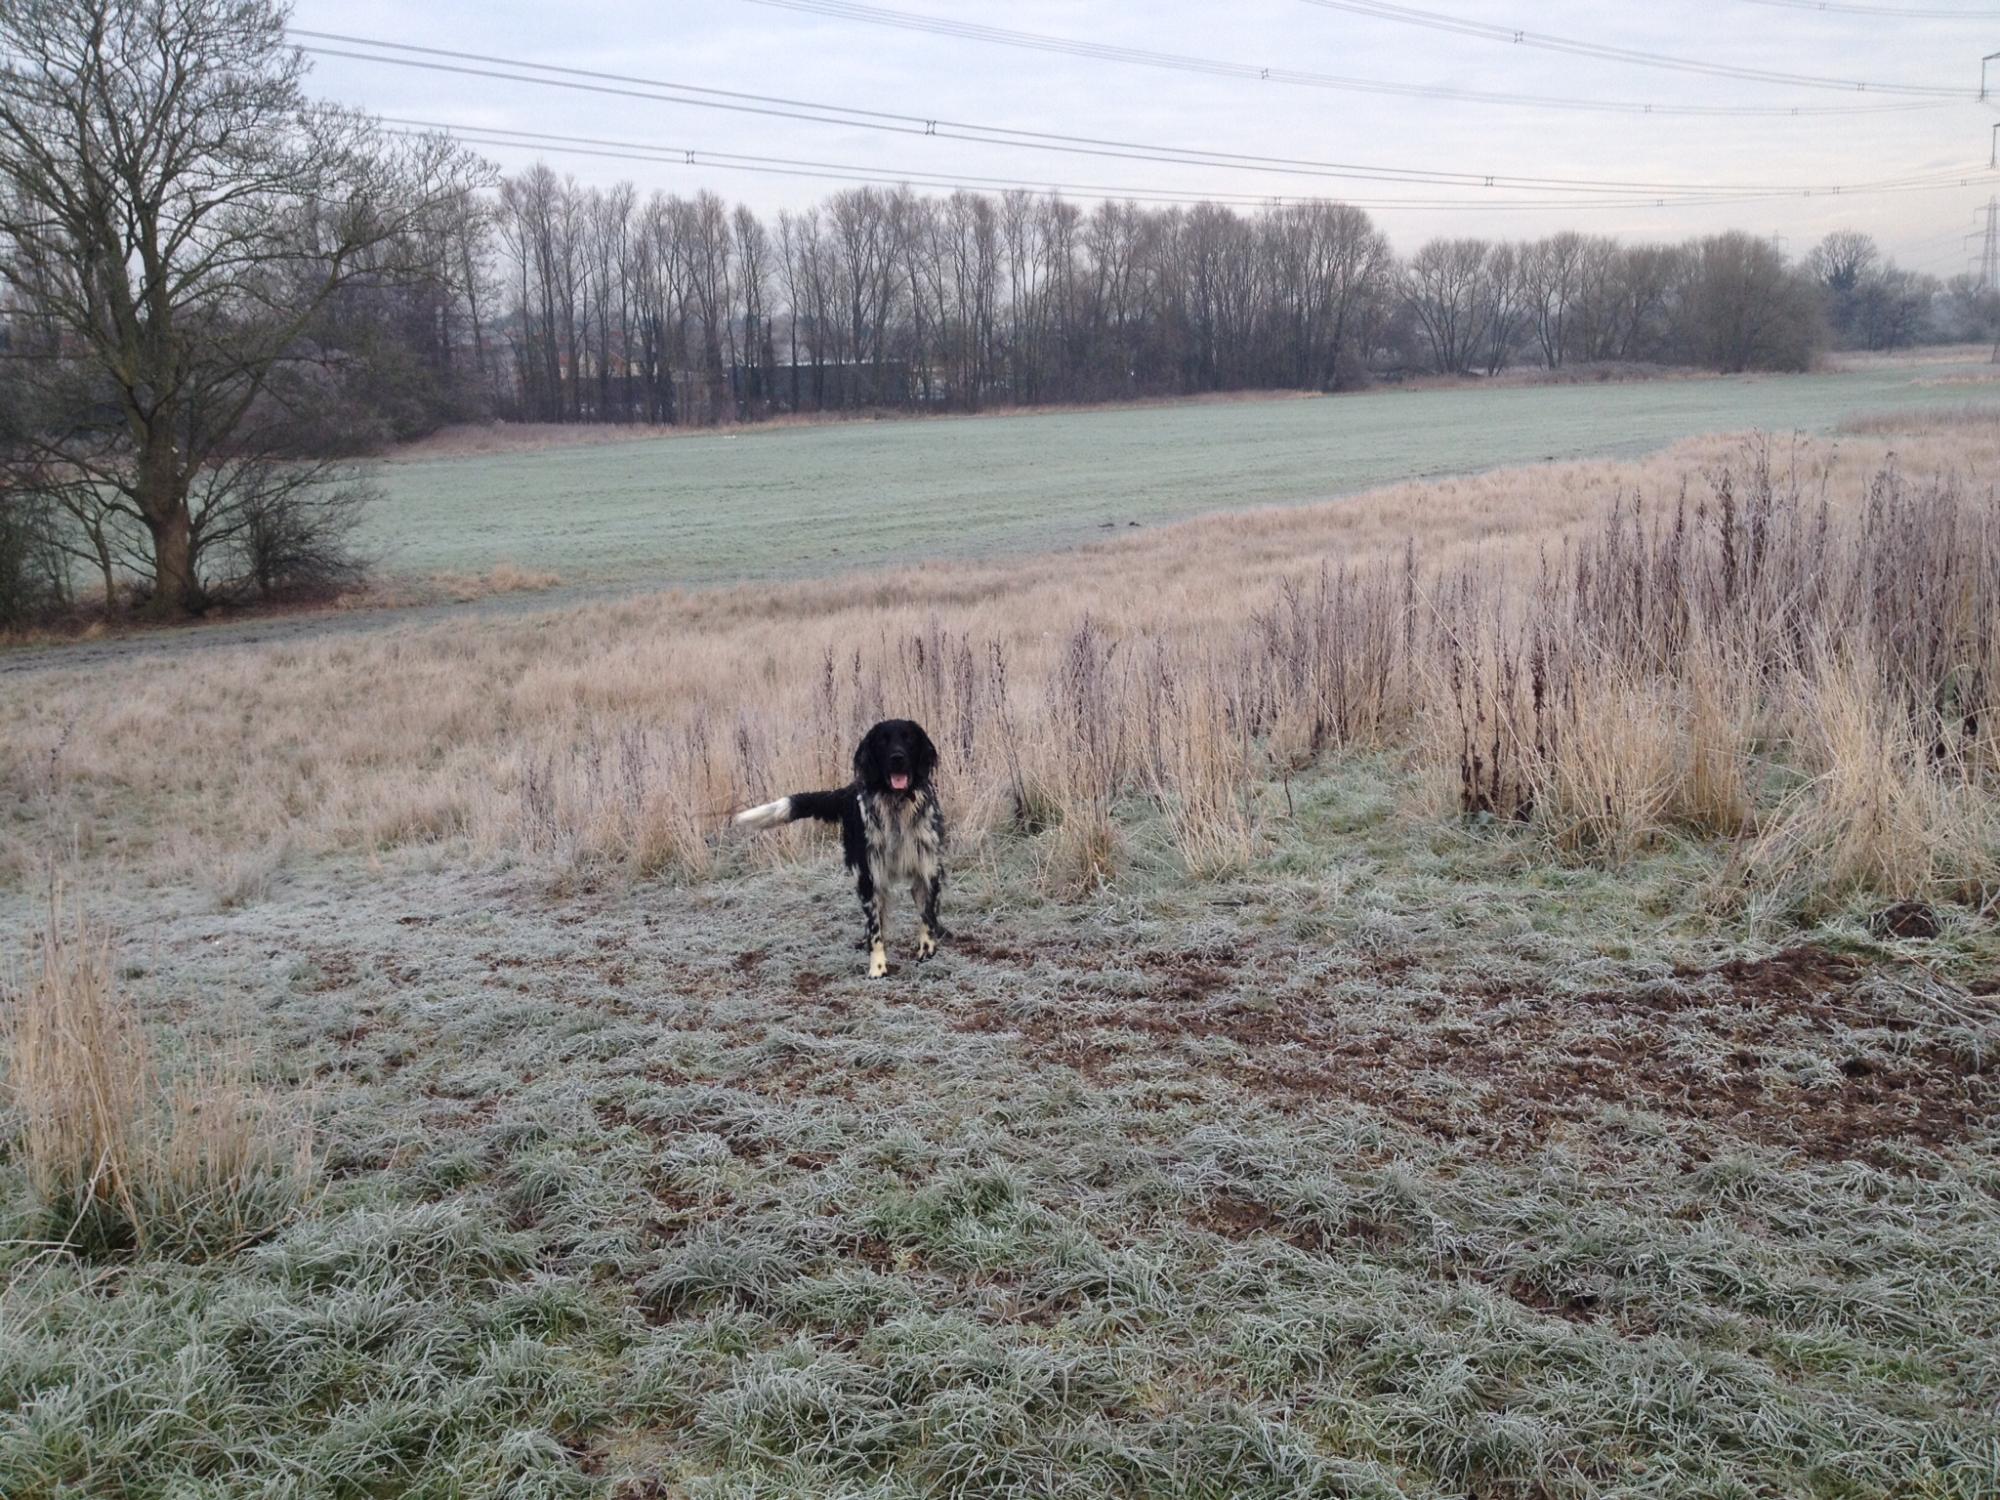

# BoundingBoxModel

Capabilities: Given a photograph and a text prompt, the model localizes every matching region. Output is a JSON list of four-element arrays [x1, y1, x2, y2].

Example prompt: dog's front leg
[[858, 868, 888, 978], [914, 870, 947, 960]]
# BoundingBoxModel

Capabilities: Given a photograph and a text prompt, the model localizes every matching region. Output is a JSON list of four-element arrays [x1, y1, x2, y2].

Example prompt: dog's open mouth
[[889, 772, 911, 791]]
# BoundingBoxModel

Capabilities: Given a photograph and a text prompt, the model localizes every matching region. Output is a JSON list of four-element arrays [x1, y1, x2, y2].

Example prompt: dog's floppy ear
[[910, 722, 938, 783], [853, 721, 887, 784]]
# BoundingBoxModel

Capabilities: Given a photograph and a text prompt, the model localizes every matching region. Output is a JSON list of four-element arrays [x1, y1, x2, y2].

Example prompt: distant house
[[732, 359, 917, 411]]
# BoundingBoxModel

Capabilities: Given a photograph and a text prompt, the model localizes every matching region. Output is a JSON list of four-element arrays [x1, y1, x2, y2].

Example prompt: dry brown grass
[[335, 560, 563, 610], [1839, 401, 2000, 434], [4, 415, 1998, 913], [1, 890, 315, 1257], [1744, 650, 2000, 911], [1429, 436, 1999, 904], [433, 561, 563, 601], [1145, 649, 1261, 878]]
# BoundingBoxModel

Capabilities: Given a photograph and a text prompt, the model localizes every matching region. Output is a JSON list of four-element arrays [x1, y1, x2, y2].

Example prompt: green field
[[367, 362, 2000, 584]]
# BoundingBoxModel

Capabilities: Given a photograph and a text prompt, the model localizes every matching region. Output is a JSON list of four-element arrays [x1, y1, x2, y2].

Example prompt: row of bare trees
[[329, 183, 1956, 436], [483, 178, 1402, 421], [477, 171, 1923, 422]]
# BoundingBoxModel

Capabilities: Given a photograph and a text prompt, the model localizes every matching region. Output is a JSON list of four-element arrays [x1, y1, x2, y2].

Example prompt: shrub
[[0, 488, 71, 627], [216, 464, 375, 602]]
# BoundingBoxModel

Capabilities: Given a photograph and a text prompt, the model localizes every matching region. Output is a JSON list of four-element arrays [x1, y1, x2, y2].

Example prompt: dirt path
[[0, 580, 647, 677]]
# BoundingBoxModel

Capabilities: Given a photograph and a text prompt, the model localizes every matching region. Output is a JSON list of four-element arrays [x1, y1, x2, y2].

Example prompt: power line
[[385, 121, 1423, 208], [1296, 0, 1973, 96], [1740, 0, 2000, 17], [738, 0, 1945, 117], [386, 126, 1700, 210], [294, 30, 1985, 199], [1900, 220, 1990, 248], [388, 116, 1998, 213]]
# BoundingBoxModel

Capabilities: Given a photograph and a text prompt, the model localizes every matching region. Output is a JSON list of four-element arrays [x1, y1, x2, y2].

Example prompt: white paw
[[868, 944, 888, 978], [916, 929, 937, 961]]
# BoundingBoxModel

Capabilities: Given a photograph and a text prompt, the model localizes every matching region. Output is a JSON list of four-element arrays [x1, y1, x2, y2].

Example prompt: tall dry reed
[[1425, 444, 1998, 903]]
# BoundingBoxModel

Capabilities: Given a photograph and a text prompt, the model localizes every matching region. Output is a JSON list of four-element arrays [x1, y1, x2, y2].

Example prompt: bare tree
[[935, 192, 999, 407], [1567, 236, 1626, 363], [631, 192, 680, 423], [0, 0, 486, 616], [1522, 232, 1584, 369], [775, 208, 810, 411], [585, 184, 635, 421], [498, 165, 582, 422], [734, 203, 775, 415], [831, 187, 899, 406], [1403, 238, 1488, 375], [1080, 199, 1141, 399], [681, 192, 733, 421], [1478, 241, 1529, 375], [1603, 243, 1684, 363], [1806, 229, 1881, 346], [1264, 201, 1392, 390], [1852, 264, 1934, 353]]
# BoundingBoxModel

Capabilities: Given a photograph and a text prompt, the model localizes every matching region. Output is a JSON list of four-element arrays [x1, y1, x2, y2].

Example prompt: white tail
[[734, 796, 793, 831]]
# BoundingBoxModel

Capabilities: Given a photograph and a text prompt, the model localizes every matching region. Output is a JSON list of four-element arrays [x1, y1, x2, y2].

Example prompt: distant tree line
[[360, 167, 1991, 430]]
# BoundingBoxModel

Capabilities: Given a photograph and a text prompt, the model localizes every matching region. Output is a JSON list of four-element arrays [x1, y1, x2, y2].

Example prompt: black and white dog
[[735, 719, 947, 977]]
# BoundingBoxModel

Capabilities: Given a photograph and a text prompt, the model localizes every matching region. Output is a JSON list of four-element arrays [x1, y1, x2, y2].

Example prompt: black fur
[[737, 719, 948, 976]]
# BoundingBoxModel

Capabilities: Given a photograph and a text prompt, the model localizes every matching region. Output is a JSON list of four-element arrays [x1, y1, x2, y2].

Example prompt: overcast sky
[[290, 0, 2000, 272]]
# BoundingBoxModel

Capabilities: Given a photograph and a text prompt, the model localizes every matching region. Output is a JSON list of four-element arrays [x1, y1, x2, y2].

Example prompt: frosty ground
[[4, 753, 1997, 1497]]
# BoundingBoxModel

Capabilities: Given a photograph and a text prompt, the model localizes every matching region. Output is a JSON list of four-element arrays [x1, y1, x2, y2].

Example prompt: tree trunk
[[143, 503, 196, 618], [135, 419, 196, 616], [91, 526, 116, 608]]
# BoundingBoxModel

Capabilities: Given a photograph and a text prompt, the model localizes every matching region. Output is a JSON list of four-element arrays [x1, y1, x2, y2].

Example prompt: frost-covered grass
[[4, 402, 1999, 1496], [359, 360, 1996, 584], [3, 761, 1996, 1497]]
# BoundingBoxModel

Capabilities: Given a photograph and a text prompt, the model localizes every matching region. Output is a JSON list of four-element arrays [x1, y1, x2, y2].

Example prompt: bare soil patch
[[949, 935, 1996, 1164]]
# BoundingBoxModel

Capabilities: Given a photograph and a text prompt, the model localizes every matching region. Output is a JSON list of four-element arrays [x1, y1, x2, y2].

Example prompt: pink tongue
[[890, 772, 910, 790]]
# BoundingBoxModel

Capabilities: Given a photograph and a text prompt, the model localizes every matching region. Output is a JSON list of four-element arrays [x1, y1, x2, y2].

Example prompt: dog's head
[[855, 719, 937, 799]]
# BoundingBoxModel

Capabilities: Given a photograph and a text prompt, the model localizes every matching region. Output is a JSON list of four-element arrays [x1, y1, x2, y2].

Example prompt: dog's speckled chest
[[861, 789, 942, 882]]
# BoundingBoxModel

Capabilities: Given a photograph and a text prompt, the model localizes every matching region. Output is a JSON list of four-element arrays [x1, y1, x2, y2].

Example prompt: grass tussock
[[432, 560, 563, 601], [1145, 647, 1261, 878], [1745, 650, 2000, 911], [1, 892, 315, 1259]]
